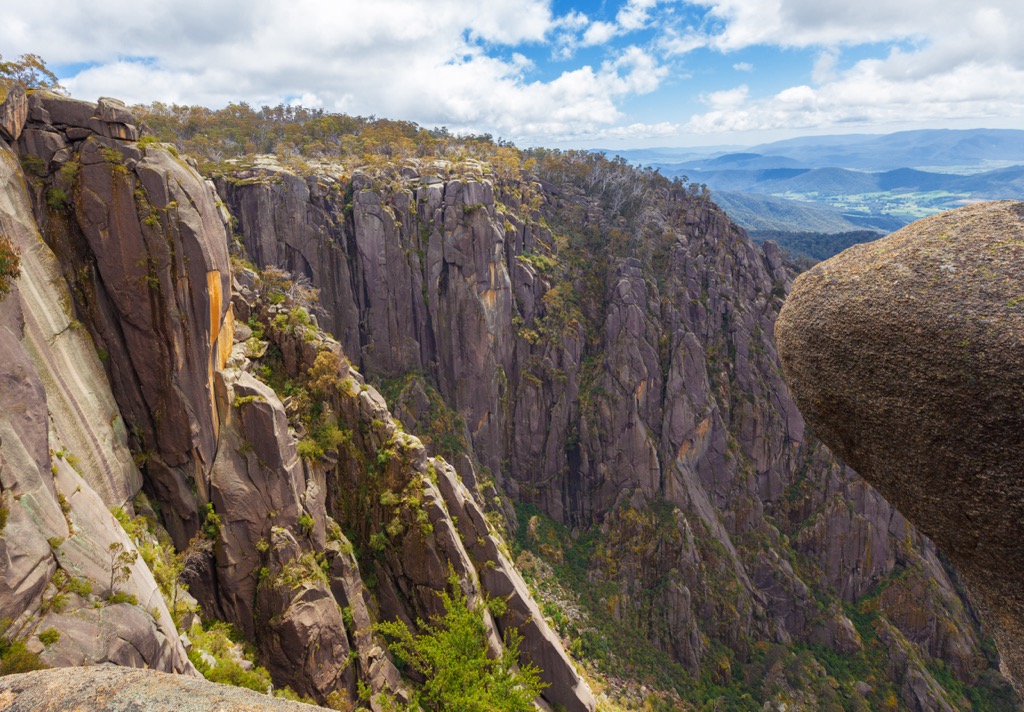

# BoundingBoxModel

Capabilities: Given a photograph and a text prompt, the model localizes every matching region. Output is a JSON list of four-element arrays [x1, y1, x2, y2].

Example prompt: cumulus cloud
[[811, 50, 838, 84], [683, 0, 1024, 135], [1, 0, 673, 144], [692, 0, 1024, 62], [4, 0, 1024, 144], [703, 85, 750, 110], [658, 29, 707, 56], [616, 0, 663, 31], [582, 21, 620, 46], [685, 57, 1024, 134]]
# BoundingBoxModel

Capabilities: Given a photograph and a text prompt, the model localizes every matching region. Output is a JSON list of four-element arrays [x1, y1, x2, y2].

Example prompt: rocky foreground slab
[[0, 665, 317, 710]]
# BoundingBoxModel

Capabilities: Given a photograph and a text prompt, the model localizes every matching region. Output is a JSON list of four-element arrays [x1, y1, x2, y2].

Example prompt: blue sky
[[3, 0, 1023, 148]]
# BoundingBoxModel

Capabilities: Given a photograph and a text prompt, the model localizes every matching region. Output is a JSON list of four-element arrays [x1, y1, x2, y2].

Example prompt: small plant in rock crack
[[107, 541, 138, 599]]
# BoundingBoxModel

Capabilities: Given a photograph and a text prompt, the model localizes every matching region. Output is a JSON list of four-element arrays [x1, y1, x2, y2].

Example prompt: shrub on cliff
[[0, 620, 45, 676], [377, 578, 546, 711], [0, 235, 19, 299]]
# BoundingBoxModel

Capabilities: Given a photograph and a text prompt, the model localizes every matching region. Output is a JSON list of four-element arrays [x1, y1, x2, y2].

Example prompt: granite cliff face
[[214, 152, 1014, 707], [0, 80, 1016, 710], [777, 200, 1024, 695], [0, 89, 191, 675], [0, 88, 594, 710]]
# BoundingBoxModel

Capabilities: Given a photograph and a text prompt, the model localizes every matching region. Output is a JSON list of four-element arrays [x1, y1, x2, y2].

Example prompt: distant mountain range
[[612, 128, 1024, 172], [666, 164, 1024, 199], [600, 129, 1024, 241]]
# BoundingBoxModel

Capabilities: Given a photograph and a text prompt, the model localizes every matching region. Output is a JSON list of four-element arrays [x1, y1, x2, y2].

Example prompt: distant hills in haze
[[626, 128, 1024, 172], [741, 128, 1024, 171], [602, 129, 1024, 257]]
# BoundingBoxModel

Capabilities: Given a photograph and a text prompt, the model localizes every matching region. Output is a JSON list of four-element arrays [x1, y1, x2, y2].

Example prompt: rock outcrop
[[0, 80, 28, 143], [776, 200, 1024, 690], [15, 91, 233, 548], [0, 124, 189, 673], [0, 665, 317, 710], [226, 283, 595, 711]]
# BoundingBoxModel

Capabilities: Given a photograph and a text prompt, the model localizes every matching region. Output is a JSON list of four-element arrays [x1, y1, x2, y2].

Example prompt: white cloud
[[685, 56, 1024, 134], [575, 0, 671, 49], [616, 0, 662, 31], [811, 49, 838, 84], [659, 29, 707, 56], [556, 10, 591, 31], [682, 0, 1024, 136], [5, 0, 1024, 145], [702, 85, 750, 110], [582, 21, 619, 46], [693, 0, 1024, 55], [0, 0, 678, 145]]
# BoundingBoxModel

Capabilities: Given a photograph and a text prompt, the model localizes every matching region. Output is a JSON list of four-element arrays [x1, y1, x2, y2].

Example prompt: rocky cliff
[[0, 90, 190, 675], [210, 146, 1015, 707], [0, 87, 594, 711], [0, 81, 1016, 710]]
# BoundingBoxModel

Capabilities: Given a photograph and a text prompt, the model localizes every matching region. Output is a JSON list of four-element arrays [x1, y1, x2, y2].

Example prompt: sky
[[3, 0, 1023, 149]]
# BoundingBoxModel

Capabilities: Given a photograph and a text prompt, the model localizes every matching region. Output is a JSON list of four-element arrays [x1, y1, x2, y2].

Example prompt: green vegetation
[[187, 621, 272, 693], [377, 575, 546, 711], [510, 499, 1017, 710], [375, 373, 467, 463], [0, 53, 64, 91], [244, 275, 355, 468], [0, 234, 20, 300], [263, 549, 329, 590], [0, 619, 45, 676], [200, 502, 221, 540], [37, 628, 60, 646], [112, 501, 211, 626], [45, 187, 69, 211], [43, 569, 93, 614], [512, 502, 700, 700], [135, 102, 505, 172], [795, 189, 971, 222], [293, 351, 352, 462], [749, 229, 884, 262], [107, 541, 138, 599]]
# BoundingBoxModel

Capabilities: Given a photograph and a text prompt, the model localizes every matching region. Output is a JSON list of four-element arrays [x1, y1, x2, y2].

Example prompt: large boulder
[[776, 200, 1024, 689]]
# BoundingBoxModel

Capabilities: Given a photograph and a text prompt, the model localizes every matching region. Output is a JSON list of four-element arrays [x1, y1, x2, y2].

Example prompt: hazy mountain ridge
[[603, 129, 1024, 239], [609, 129, 1024, 172], [710, 191, 869, 232], [680, 164, 1024, 199]]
